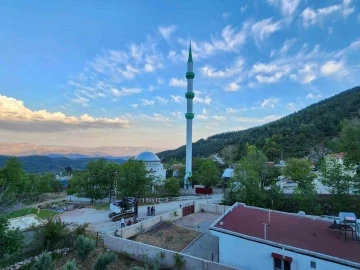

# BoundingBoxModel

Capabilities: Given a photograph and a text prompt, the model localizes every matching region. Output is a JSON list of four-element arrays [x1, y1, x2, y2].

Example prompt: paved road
[[60, 194, 223, 235]]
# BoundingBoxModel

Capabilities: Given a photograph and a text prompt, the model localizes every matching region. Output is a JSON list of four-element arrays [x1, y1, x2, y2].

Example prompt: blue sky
[[0, 0, 359, 150]]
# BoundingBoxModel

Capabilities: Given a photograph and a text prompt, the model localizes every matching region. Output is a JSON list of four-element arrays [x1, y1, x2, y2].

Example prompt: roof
[[222, 168, 234, 178], [210, 203, 360, 266], [327, 152, 345, 159], [188, 41, 193, 62], [134, 151, 161, 162]]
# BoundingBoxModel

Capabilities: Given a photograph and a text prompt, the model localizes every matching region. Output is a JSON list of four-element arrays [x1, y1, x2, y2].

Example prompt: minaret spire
[[188, 41, 193, 63], [184, 41, 195, 189]]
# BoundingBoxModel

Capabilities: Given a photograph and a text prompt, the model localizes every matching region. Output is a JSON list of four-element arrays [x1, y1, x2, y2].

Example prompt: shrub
[[74, 223, 89, 236], [63, 260, 78, 270], [75, 235, 95, 260], [173, 253, 185, 270], [94, 252, 116, 270], [31, 252, 54, 270], [38, 217, 69, 250]]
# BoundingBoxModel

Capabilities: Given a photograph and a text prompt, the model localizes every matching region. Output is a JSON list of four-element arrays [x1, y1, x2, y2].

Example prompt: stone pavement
[[175, 213, 220, 262]]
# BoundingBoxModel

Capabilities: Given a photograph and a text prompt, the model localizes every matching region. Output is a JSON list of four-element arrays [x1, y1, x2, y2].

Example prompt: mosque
[[133, 151, 166, 185]]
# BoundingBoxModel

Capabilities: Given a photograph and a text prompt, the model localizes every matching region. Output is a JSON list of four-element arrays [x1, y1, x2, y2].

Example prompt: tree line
[[224, 121, 360, 216]]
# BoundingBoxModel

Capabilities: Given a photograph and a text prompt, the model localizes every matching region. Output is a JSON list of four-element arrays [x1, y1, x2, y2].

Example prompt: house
[[134, 151, 166, 185], [325, 152, 356, 177], [210, 203, 360, 270], [222, 168, 234, 180]]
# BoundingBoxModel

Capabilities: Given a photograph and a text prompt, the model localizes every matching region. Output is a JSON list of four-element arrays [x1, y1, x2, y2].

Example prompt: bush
[[75, 235, 95, 260], [74, 223, 89, 236], [94, 252, 116, 270], [31, 252, 54, 270], [37, 217, 70, 250], [63, 260, 78, 270]]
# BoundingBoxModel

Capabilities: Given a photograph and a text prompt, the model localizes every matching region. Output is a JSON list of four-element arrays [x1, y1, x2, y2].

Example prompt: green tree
[[262, 136, 282, 161], [283, 158, 316, 189], [1, 157, 26, 194], [320, 157, 353, 210], [162, 178, 180, 196], [0, 215, 24, 258], [35, 174, 54, 195], [338, 120, 360, 167], [117, 160, 151, 198], [197, 160, 219, 187]]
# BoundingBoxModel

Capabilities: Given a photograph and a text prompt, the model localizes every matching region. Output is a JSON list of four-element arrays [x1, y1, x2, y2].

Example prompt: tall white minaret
[[184, 42, 194, 189]]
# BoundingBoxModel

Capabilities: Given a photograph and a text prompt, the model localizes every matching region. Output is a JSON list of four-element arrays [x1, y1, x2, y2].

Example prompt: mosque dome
[[134, 151, 161, 162]]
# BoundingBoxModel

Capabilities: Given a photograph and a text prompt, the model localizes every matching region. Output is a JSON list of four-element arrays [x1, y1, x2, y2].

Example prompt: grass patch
[[6, 208, 57, 219]]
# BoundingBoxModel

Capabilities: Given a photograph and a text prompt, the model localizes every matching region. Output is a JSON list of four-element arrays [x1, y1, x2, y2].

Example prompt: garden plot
[[131, 222, 201, 252]]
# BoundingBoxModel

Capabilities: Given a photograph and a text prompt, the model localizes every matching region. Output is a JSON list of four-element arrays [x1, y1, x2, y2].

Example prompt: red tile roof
[[212, 204, 360, 264], [327, 152, 345, 159]]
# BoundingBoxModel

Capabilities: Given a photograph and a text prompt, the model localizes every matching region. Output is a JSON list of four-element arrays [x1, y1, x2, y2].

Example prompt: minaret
[[184, 42, 195, 189]]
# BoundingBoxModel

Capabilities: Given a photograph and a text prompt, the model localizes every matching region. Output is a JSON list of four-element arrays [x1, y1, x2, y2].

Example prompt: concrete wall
[[196, 203, 231, 215], [211, 231, 358, 270], [116, 208, 183, 239], [104, 235, 240, 270]]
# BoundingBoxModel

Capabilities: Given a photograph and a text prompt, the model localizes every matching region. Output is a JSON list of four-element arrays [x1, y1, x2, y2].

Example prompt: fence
[[104, 235, 240, 270], [195, 203, 232, 215], [115, 208, 183, 239], [137, 195, 212, 204]]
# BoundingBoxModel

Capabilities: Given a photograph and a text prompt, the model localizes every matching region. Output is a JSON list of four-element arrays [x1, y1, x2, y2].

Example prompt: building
[[222, 168, 234, 180], [134, 151, 166, 185], [325, 152, 356, 177], [210, 203, 360, 270], [184, 42, 195, 189]]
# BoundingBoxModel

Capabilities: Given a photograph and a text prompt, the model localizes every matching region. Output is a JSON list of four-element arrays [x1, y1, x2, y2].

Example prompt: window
[[272, 253, 292, 270], [273, 258, 291, 270], [311, 261, 316, 268]]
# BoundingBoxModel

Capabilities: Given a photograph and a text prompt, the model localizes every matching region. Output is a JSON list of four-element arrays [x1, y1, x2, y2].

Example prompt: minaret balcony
[[185, 92, 195, 99], [185, 113, 195, 119], [186, 72, 195, 79]]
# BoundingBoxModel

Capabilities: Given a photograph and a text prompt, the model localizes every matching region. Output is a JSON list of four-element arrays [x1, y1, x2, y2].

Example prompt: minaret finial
[[188, 41, 193, 63]]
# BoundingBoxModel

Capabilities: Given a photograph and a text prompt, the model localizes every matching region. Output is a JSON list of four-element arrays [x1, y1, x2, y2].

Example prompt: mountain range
[[0, 143, 167, 158]]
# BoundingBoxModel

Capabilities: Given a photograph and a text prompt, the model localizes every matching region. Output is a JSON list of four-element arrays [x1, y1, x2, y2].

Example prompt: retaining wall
[[115, 208, 183, 239], [104, 235, 240, 270]]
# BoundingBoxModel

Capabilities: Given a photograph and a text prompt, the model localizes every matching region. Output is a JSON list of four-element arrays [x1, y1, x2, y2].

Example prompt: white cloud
[[213, 115, 226, 121], [279, 38, 296, 54], [261, 97, 280, 108], [142, 99, 155, 106], [71, 95, 90, 107], [306, 93, 322, 99], [148, 85, 156, 91], [241, 5, 248, 12], [287, 103, 296, 111], [200, 58, 244, 79], [299, 63, 317, 84], [157, 78, 165, 84], [251, 18, 282, 45], [0, 95, 129, 132], [202, 108, 207, 115], [130, 104, 138, 109], [140, 113, 170, 122], [158, 25, 177, 41], [193, 91, 212, 105], [111, 87, 141, 97], [223, 82, 240, 92], [255, 72, 285, 83], [267, 0, 301, 19], [302, 0, 355, 27], [226, 107, 238, 114], [235, 115, 282, 124], [156, 96, 169, 105], [171, 95, 183, 103], [320, 61, 345, 76], [222, 13, 230, 18], [358, 13, 360, 22], [169, 78, 187, 87], [197, 115, 208, 120]]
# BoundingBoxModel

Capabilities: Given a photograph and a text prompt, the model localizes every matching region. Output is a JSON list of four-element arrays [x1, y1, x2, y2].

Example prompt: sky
[[0, 0, 359, 150]]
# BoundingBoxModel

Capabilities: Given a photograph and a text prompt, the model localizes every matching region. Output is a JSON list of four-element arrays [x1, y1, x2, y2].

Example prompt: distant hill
[[0, 155, 127, 173], [157, 86, 360, 162], [0, 143, 167, 158]]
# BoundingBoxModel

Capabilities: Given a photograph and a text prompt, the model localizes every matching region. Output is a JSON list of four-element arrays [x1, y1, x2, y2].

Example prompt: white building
[[210, 203, 360, 270], [134, 151, 166, 185]]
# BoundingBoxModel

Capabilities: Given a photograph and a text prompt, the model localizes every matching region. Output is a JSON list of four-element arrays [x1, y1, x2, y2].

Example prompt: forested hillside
[[157, 86, 360, 162], [0, 155, 126, 173]]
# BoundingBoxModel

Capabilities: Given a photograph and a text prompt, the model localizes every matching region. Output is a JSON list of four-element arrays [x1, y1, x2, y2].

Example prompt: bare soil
[[131, 222, 201, 252]]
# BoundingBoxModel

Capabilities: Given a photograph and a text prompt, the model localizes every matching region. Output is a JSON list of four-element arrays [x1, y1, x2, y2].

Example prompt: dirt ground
[[131, 222, 201, 252]]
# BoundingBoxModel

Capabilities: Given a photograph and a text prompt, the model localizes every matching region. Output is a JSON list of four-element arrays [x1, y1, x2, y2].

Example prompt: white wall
[[211, 231, 358, 270], [104, 235, 240, 270]]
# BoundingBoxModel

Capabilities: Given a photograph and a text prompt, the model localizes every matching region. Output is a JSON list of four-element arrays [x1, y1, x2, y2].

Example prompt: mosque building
[[133, 151, 166, 185]]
